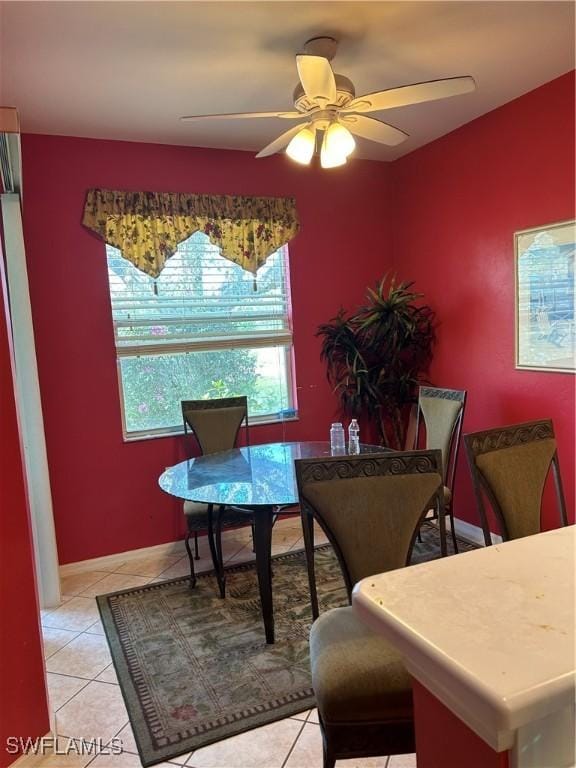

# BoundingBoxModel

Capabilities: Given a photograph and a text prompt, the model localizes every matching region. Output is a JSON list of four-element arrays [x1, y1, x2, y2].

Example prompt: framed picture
[[515, 220, 575, 373]]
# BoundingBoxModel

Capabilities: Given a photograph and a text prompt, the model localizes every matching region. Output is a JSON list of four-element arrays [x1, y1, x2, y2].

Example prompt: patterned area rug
[[98, 527, 475, 766]]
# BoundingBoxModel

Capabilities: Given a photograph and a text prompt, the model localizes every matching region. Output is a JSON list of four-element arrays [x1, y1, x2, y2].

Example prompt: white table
[[353, 526, 575, 768]]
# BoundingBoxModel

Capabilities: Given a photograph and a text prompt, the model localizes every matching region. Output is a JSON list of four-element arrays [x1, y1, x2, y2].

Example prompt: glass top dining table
[[159, 441, 384, 643]]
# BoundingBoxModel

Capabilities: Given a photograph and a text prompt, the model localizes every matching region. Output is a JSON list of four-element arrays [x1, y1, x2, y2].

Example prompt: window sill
[[122, 414, 299, 443]]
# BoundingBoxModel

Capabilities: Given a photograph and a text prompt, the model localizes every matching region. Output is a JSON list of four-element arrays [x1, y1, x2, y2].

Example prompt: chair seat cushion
[[183, 501, 209, 518], [183, 502, 253, 531], [309, 606, 413, 725]]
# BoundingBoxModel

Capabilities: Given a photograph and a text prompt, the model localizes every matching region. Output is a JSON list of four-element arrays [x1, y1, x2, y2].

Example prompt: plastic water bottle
[[348, 418, 360, 454], [330, 422, 346, 455]]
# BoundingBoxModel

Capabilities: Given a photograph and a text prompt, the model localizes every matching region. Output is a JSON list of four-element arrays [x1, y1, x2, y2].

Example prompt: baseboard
[[59, 538, 187, 576], [59, 513, 299, 576], [452, 517, 502, 546]]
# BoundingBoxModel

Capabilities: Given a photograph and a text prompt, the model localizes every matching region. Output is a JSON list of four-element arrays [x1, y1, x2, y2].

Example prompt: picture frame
[[515, 219, 575, 373]]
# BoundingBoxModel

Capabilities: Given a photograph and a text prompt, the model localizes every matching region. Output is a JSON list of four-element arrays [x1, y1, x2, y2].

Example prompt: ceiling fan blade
[[344, 76, 476, 113], [180, 111, 302, 122], [256, 123, 309, 158], [341, 115, 409, 146], [296, 54, 337, 103]]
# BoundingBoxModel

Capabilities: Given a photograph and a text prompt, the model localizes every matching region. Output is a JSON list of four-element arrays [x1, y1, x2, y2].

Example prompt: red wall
[[0, 247, 50, 766], [21, 136, 393, 564], [391, 71, 575, 530]]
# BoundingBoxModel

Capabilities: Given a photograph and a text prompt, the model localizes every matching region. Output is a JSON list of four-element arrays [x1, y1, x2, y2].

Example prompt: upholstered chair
[[414, 386, 467, 553], [464, 418, 568, 546], [295, 450, 444, 768], [181, 396, 252, 597]]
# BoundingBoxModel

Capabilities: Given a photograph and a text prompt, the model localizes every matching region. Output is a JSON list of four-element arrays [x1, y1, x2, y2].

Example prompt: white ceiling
[[0, 1, 574, 161]]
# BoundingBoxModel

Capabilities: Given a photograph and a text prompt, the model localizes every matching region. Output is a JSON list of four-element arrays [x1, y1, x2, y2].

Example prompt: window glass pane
[[119, 346, 291, 434]]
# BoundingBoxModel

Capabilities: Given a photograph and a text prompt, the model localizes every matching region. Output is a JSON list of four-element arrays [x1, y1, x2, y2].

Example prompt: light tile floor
[[36, 518, 416, 768]]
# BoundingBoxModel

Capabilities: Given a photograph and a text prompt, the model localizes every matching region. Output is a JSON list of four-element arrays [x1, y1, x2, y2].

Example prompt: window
[[106, 232, 295, 438]]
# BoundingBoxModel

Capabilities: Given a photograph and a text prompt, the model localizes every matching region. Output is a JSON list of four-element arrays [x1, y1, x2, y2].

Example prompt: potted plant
[[317, 275, 436, 449]]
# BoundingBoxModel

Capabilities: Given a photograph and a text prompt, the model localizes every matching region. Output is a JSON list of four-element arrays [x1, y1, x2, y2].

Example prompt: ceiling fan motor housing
[[293, 74, 355, 113]]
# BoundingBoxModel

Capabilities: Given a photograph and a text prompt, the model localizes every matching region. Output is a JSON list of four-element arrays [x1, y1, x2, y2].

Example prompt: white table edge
[[352, 527, 576, 753], [353, 590, 575, 752]]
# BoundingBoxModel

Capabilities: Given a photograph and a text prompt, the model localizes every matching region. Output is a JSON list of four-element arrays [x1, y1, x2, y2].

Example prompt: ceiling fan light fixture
[[286, 126, 316, 165]]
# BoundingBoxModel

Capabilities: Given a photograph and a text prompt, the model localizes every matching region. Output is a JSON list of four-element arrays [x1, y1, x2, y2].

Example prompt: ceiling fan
[[181, 36, 476, 168]]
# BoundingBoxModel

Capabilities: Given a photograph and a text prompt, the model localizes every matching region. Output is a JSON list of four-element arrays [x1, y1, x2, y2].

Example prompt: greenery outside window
[[106, 232, 296, 439]]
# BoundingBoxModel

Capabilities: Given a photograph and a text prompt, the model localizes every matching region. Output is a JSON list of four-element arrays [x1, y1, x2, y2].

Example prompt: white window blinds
[[107, 232, 292, 355]]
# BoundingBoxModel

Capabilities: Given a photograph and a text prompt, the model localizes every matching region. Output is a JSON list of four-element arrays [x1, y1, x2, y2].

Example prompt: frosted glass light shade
[[324, 122, 356, 158], [320, 146, 347, 168], [319, 133, 343, 168], [286, 127, 316, 165], [320, 122, 356, 168]]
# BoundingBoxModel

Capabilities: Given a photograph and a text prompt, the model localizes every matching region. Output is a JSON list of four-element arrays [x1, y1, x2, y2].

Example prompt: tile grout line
[[44, 632, 114, 679], [50, 668, 119, 687], [107, 719, 145, 764], [51, 677, 120, 720], [280, 717, 308, 768], [44, 624, 103, 641], [61, 571, 116, 596], [47, 670, 94, 683], [48, 627, 126, 737], [42, 630, 82, 660], [48, 677, 92, 718], [110, 555, 188, 579]]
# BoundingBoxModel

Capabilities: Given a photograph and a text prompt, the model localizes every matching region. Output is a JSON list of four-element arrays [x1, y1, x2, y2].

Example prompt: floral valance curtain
[[82, 188, 300, 278]]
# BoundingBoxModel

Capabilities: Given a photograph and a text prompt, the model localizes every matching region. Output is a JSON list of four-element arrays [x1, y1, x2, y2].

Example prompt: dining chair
[[414, 385, 467, 553], [295, 449, 444, 768], [464, 418, 568, 546], [181, 396, 252, 597]]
